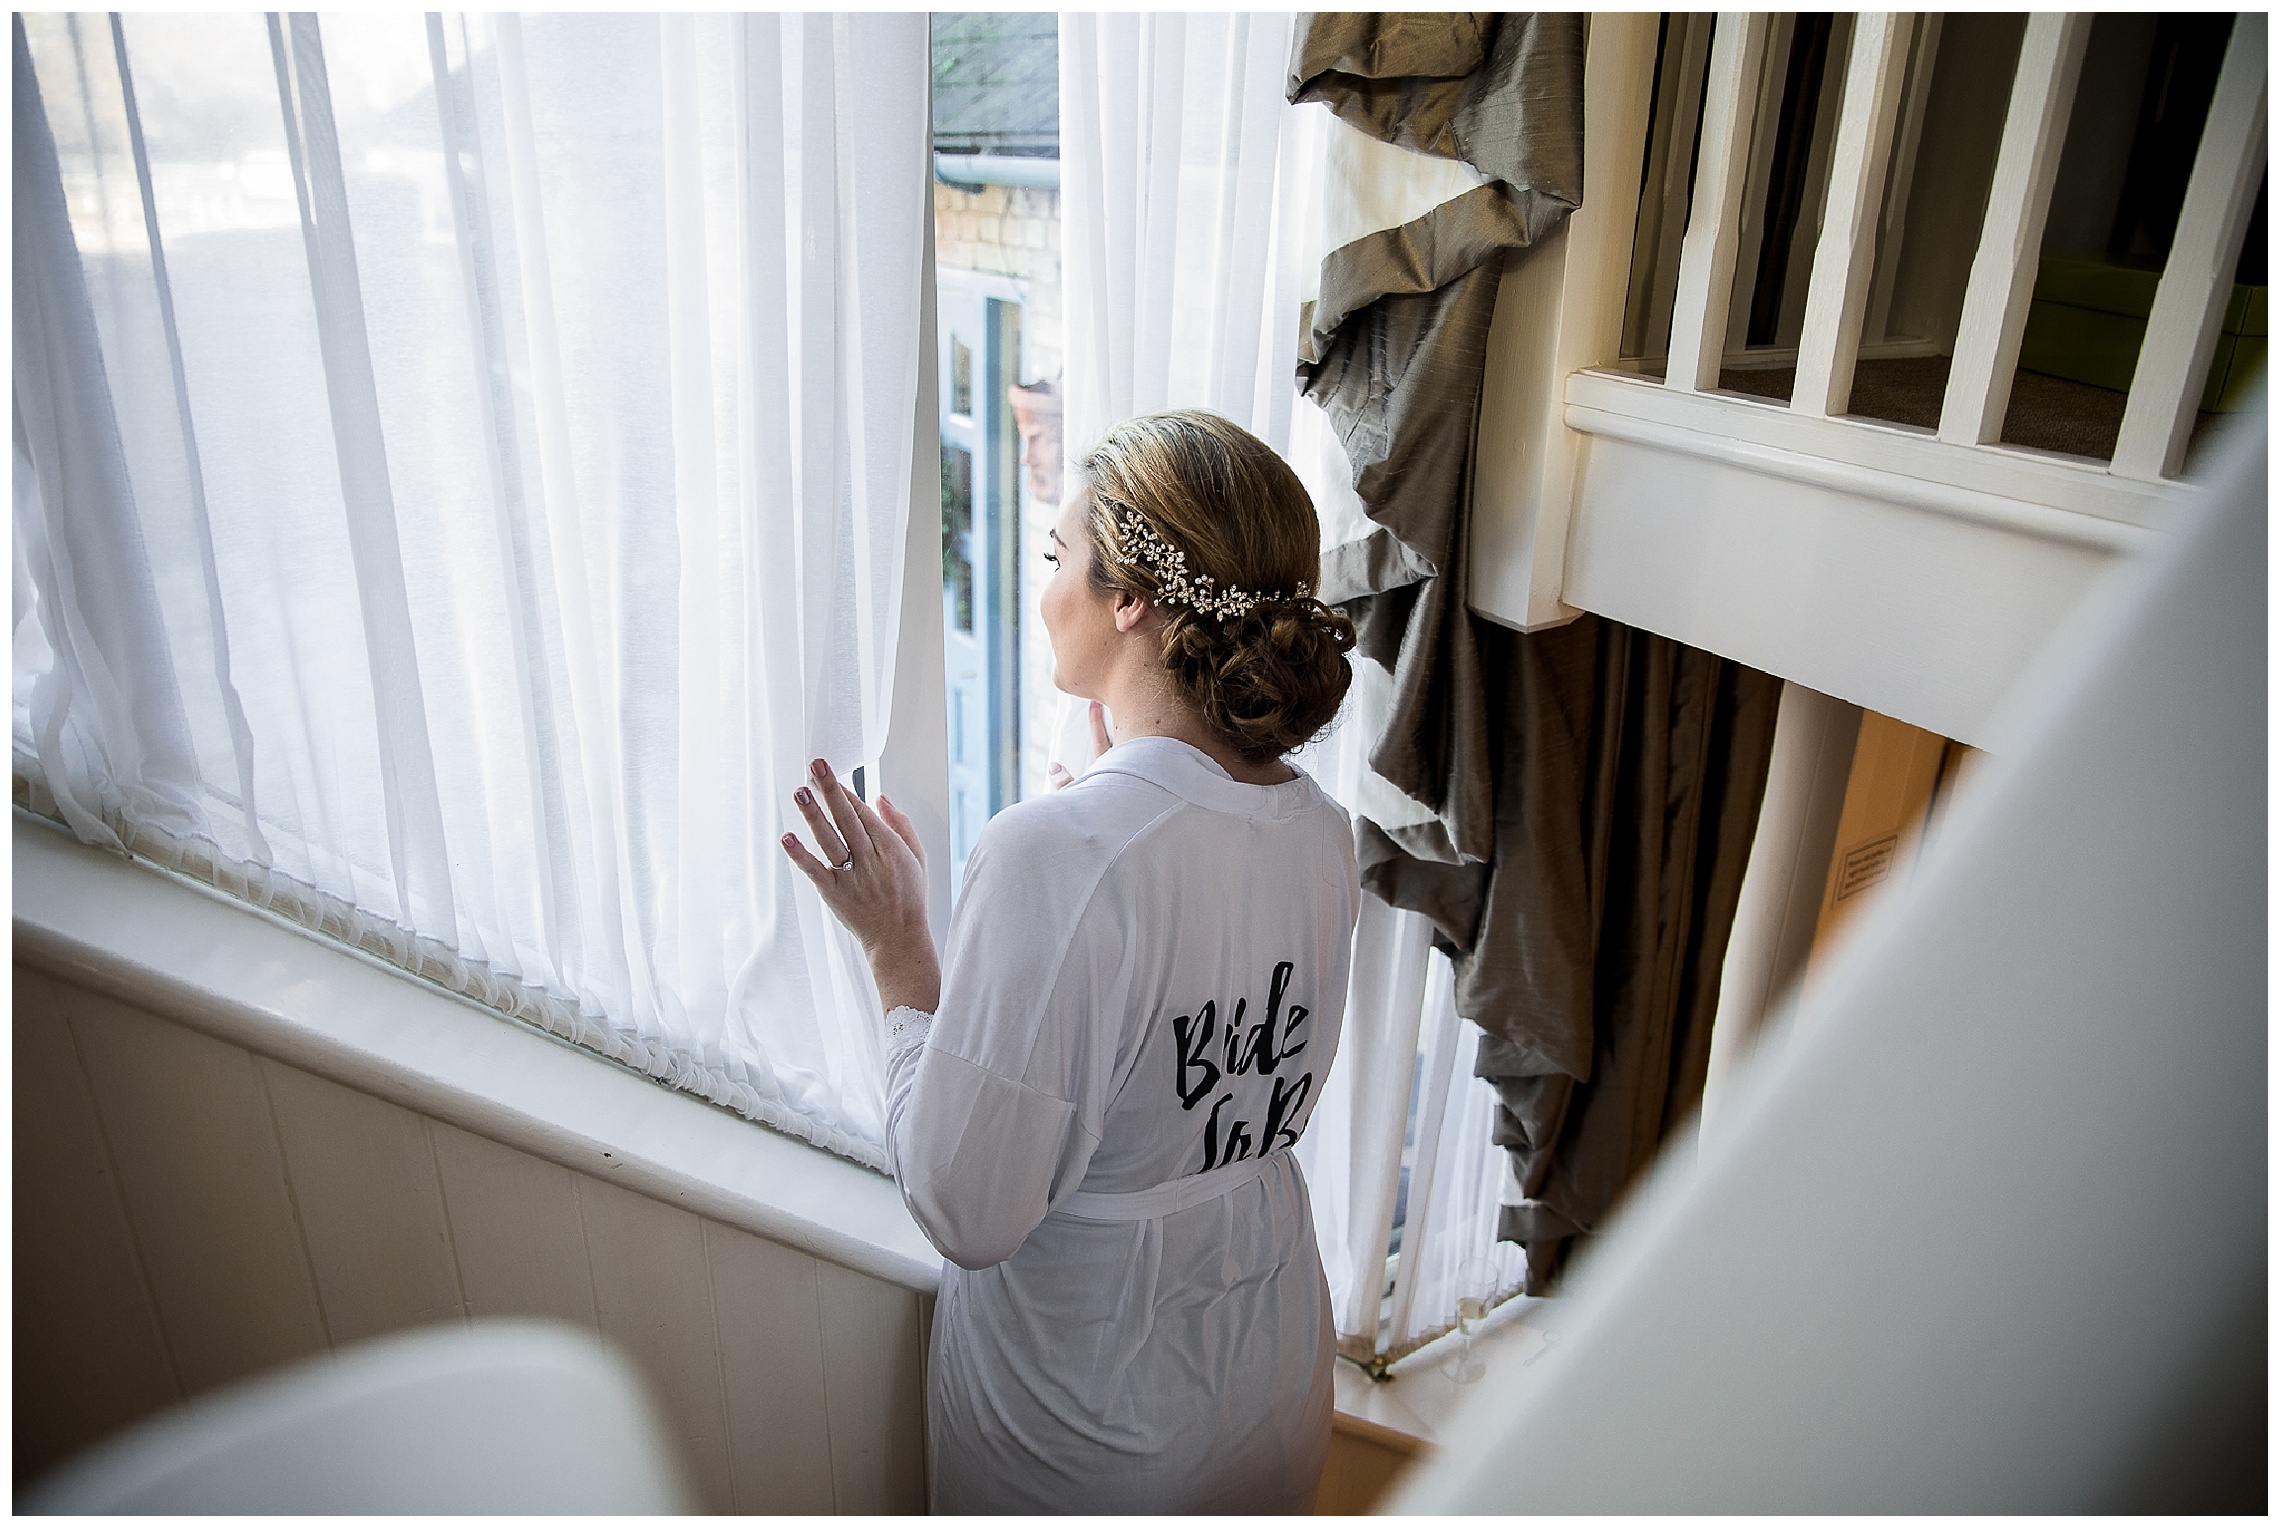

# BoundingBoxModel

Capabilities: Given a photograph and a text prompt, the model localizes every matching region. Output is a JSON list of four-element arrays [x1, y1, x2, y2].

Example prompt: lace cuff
[[884, 1005, 934, 1051]]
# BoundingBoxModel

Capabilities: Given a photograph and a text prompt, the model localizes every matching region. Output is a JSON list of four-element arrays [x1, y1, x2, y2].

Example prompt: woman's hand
[[781, 759, 940, 1014], [1046, 701, 1115, 791]]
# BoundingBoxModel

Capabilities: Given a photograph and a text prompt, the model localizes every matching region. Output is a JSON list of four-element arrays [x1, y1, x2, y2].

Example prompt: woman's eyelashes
[[1043, 550, 1060, 568]]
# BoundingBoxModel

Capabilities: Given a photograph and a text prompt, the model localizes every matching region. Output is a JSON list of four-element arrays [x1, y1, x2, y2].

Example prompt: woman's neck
[[1098, 668, 1297, 787]]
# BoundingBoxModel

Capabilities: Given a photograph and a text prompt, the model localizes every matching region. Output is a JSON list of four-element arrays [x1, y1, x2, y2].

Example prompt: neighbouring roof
[[931, 13, 1057, 158]]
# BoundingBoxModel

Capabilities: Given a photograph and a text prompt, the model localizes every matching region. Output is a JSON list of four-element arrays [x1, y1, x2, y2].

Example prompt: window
[[13, 12, 936, 1167]]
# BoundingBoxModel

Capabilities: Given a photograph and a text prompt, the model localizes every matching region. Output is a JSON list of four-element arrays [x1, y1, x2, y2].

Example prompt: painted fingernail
[[795, 787, 812, 806], [780, 834, 796, 849], [811, 758, 828, 779]]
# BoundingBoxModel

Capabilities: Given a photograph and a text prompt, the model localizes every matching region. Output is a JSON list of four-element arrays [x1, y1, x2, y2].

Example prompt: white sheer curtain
[[1387, 954, 1531, 1351], [1059, 10, 1516, 1364], [1058, 10, 1314, 462], [12, 12, 930, 1167]]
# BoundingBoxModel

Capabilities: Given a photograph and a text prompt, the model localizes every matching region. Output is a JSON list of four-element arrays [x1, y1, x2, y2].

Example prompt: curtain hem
[[12, 759, 893, 1175]]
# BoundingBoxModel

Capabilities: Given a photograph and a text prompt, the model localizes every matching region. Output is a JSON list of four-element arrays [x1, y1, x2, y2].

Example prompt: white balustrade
[[1667, 13, 1772, 393], [1937, 13, 2091, 446], [1791, 11, 1915, 419], [2111, 12, 2269, 481], [1647, 9, 2263, 482]]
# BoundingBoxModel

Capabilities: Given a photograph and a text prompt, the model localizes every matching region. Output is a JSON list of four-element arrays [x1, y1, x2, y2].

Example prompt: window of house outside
[[930, 13, 1063, 883]]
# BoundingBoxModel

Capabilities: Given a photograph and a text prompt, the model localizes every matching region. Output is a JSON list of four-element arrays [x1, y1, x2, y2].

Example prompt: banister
[[1937, 13, 2092, 447], [2111, 12, 2268, 481], [1791, 12, 1916, 419], [1668, 13, 1772, 393]]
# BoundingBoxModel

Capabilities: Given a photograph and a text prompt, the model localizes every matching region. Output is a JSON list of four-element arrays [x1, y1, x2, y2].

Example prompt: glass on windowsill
[[1443, 1256, 1496, 1384]]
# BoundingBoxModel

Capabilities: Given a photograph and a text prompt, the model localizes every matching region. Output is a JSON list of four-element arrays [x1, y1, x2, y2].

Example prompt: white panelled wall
[[14, 944, 927, 1511]]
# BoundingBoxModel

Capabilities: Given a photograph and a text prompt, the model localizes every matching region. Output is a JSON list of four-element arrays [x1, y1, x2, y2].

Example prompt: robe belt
[[1054, 1152, 1280, 1222]]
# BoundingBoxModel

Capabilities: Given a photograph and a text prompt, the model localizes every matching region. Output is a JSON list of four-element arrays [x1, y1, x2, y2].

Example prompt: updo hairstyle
[[1078, 410, 1356, 763]]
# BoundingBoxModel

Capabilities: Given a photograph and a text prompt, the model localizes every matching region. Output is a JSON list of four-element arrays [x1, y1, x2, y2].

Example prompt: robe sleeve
[[882, 805, 1126, 1269]]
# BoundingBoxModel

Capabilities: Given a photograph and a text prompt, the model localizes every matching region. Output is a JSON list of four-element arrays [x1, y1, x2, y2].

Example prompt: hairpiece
[[1109, 502, 1312, 622]]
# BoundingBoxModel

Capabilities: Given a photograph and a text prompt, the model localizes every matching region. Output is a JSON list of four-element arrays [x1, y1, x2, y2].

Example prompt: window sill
[[1332, 1292, 1566, 1452], [11, 809, 944, 1295]]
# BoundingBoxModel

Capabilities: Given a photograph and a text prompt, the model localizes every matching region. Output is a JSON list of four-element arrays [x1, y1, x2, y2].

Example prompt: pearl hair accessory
[[1108, 502, 1313, 622]]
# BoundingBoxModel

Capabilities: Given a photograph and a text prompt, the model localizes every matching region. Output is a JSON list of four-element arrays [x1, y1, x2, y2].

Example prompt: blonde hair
[[1079, 410, 1356, 762]]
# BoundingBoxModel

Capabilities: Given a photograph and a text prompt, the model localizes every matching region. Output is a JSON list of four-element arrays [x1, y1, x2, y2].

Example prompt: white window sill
[[11, 809, 944, 1294], [1332, 1292, 1567, 1452]]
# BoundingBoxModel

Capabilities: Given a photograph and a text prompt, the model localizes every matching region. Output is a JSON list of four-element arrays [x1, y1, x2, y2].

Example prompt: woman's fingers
[[811, 759, 873, 861], [792, 783, 850, 867], [1088, 700, 1113, 759], [876, 795, 926, 864], [1048, 762, 1073, 791], [780, 830, 836, 888], [844, 789, 904, 865]]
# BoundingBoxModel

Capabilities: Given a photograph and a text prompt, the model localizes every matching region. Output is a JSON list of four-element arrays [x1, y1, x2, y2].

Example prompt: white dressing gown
[[883, 737, 1360, 1514]]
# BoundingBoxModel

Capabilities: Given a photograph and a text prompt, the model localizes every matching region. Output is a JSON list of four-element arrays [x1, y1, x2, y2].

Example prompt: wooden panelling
[[1807, 708, 1953, 975], [1315, 1418, 1422, 1514], [14, 964, 930, 1511], [816, 1259, 931, 1514], [430, 1120, 601, 1334], [13, 975, 180, 1483], [576, 1173, 736, 1513], [62, 984, 333, 1394], [261, 1061, 467, 1346], [707, 1222, 838, 1514]]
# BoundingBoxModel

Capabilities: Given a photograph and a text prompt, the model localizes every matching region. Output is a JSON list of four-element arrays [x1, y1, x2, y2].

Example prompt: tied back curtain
[[1291, 13, 1785, 1295], [12, 13, 930, 1167]]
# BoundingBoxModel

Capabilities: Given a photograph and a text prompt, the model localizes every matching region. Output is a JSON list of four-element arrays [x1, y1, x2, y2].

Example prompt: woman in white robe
[[783, 410, 1360, 1513]]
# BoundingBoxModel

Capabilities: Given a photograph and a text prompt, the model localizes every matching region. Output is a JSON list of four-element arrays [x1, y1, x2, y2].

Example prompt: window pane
[[942, 444, 975, 633]]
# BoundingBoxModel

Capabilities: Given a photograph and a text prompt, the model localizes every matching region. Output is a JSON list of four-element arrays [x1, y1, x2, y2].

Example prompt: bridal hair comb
[[1108, 502, 1313, 622]]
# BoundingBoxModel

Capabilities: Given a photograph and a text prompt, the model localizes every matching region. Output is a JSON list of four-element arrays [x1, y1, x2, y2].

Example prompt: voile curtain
[[1060, 8, 1527, 1362], [12, 12, 930, 1166]]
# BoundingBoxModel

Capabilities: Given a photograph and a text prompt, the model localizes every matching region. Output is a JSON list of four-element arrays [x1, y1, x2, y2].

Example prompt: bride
[[783, 409, 1358, 1513]]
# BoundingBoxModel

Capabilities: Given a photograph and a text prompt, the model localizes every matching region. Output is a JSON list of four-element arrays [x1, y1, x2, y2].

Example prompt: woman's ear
[[1112, 589, 1153, 634]]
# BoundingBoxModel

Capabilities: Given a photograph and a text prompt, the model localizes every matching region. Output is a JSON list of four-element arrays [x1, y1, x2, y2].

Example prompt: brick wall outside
[[934, 181, 1062, 386]]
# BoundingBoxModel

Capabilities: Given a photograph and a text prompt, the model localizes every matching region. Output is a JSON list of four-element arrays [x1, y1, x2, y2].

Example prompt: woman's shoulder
[[974, 768, 1184, 864]]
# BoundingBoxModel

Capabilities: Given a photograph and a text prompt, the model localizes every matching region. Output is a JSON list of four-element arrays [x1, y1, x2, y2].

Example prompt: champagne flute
[[1443, 1255, 1497, 1383]]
